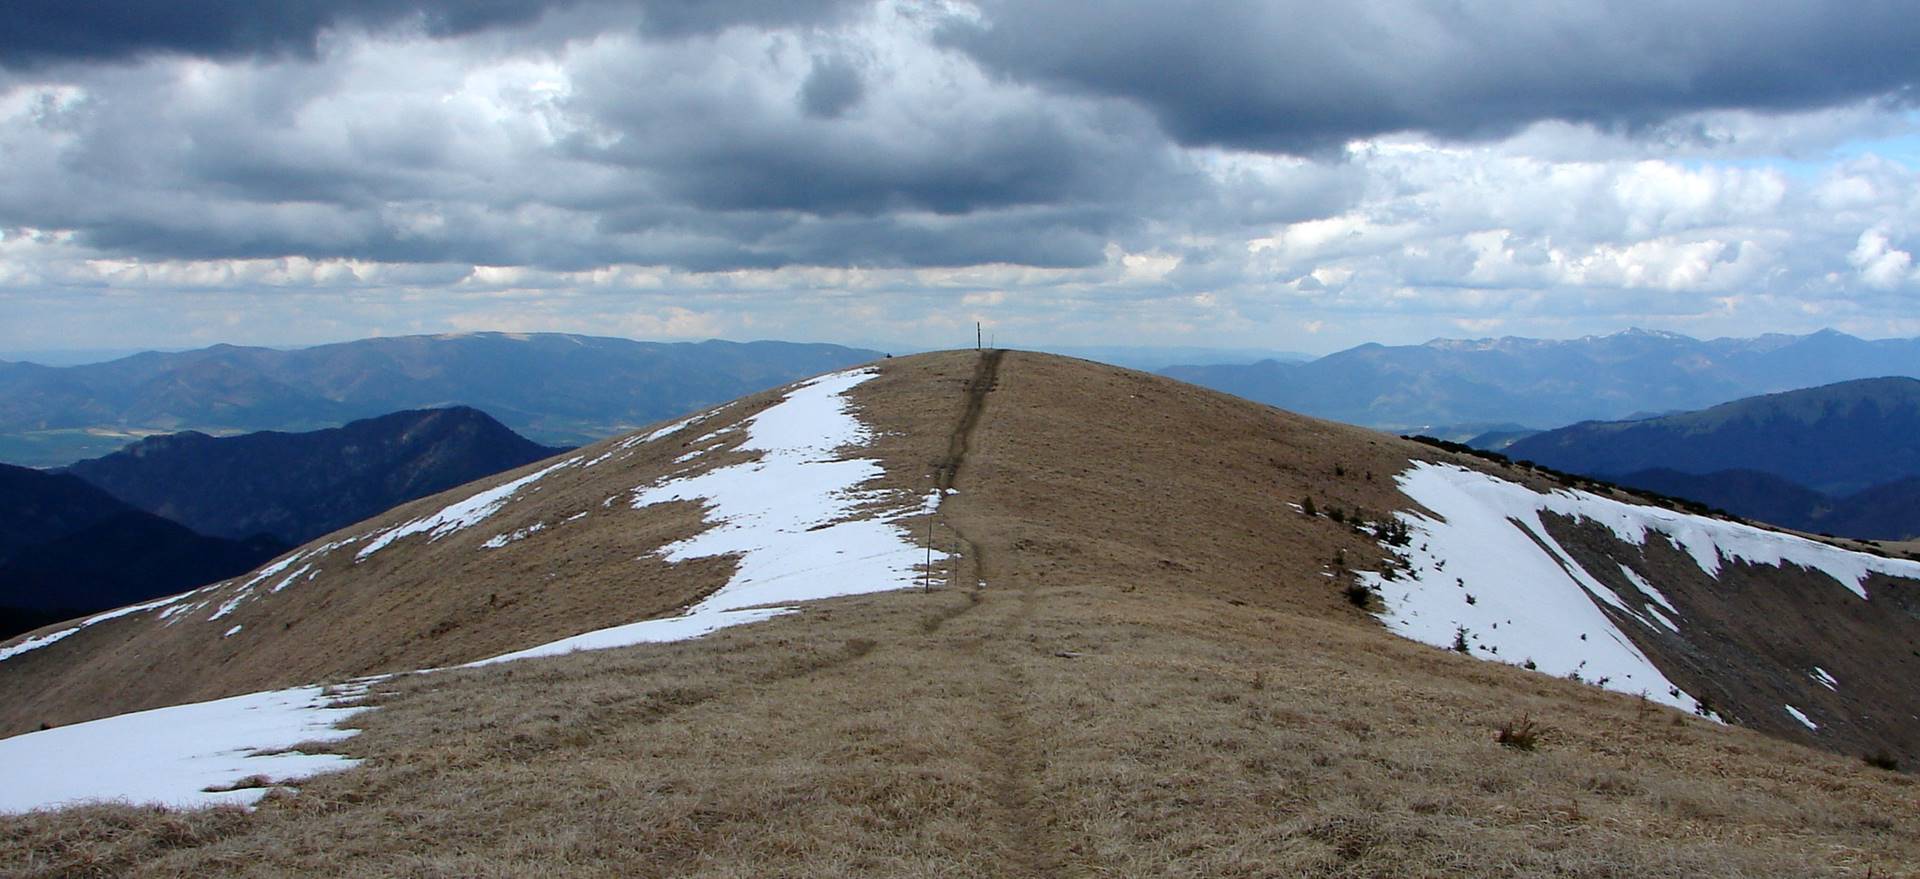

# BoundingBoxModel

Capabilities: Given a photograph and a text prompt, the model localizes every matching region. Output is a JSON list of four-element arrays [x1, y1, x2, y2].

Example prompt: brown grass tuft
[[1495, 714, 1543, 751]]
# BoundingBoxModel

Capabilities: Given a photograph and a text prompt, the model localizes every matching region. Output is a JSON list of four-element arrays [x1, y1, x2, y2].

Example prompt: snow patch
[[1521, 475, 1920, 600], [269, 564, 314, 594], [1365, 463, 1701, 713], [0, 590, 209, 663], [468, 608, 793, 667], [0, 682, 372, 813], [0, 627, 81, 663], [208, 589, 255, 622], [1811, 667, 1839, 690], [356, 456, 581, 560], [1617, 564, 1679, 615], [481, 521, 547, 548], [1373, 463, 1920, 715], [622, 404, 732, 449], [472, 367, 941, 665], [223, 625, 243, 638], [1785, 704, 1819, 730]]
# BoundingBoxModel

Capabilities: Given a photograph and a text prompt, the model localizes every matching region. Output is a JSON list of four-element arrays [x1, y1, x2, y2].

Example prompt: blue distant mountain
[[1160, 328, 1920, 431], [0, 333, 880, 467], [1505, 377, 1920, 540]]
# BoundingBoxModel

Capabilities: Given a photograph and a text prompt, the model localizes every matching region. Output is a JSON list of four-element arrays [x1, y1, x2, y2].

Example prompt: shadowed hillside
[[0, 464, 285, 638], [1505, 377, 1920, 496], [65, 407, 568, 546], [4, 351, 1918, 877]]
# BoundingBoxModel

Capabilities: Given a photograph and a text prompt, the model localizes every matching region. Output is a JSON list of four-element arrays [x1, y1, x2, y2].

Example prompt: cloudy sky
[[3, 0, 1919, 356]]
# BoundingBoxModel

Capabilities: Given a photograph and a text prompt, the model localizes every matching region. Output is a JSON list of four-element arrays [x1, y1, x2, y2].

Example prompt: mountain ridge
[[1505, 376, 1920, 497], [64, 406, 569, 546], [0, 333, 881, 466], [1161, 328, 1920, 430]]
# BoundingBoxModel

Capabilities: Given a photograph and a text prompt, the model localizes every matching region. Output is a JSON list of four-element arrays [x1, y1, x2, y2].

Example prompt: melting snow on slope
[[0, 682, 373, 813], [472, 367, 941, 665], [1368, 462, 1920, 714], [1363, 464, 1695, 711], [0, 589, 214, 664], [620, 402, 733, 450], [356, 456, 582, 560], [1524, 473, 1920, 601], [1, 365, 942, 811], [1785, 705, 1819, 730], [481, 521, 546, 548]]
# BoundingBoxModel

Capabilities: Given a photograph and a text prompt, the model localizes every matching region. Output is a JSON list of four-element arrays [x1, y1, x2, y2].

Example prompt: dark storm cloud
[[0, 0, 861, 68], [629, 0, 860, 38], [939, 0, 1920, 152], [592, 202, 1126, 271], [6, 0, 1918, 288], [0, 0, 562, 67], [799, 54, 865, 119]]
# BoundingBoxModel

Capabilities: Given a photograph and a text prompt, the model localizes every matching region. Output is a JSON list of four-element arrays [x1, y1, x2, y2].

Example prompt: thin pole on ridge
[[976, 322, 982, 350], [925, 517, 934, 591]]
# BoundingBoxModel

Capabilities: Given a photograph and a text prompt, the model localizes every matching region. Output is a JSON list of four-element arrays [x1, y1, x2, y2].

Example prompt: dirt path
[[929, 351, 1069, 877], [934, 348, 1002, 493]]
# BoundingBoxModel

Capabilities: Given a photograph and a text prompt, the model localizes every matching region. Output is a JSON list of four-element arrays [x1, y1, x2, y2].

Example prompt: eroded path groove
[[927, 350, 1069, 877]]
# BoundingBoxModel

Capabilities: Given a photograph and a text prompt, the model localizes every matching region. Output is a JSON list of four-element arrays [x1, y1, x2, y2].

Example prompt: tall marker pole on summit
[[976, 322, 982, 350]]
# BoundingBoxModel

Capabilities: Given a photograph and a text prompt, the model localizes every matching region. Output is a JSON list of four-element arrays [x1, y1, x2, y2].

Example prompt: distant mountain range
[[1502, 377, 1920, 539], [1161, 328, 1920, 431], [0, 333, 880, 466], [0, 464, 285, 638], [1035, 345, 1314, 371], [65, 407, 568, 546]]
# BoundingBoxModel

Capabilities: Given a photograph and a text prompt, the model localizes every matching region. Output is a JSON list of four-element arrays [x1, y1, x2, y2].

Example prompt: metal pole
[[976, 322, 982, 350]]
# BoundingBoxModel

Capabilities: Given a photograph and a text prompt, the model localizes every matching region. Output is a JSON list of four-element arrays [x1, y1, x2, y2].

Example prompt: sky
[[2, 0, 1919, 356]]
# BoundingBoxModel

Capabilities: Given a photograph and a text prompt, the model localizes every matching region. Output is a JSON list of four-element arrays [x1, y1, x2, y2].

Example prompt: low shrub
[[1495, 714, 1542, 751], [1863, 750, 1901, 772]]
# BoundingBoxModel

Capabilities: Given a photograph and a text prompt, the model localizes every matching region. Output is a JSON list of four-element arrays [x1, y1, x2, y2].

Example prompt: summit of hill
[[3, 351, 1918, 877]]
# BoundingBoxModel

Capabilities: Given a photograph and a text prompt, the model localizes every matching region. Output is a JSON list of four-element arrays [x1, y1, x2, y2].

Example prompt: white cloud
[[1848, 228, 1916, 289]]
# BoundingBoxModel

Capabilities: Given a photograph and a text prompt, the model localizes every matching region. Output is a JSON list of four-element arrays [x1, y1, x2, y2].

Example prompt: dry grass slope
[[4, 351, 1918, 876]]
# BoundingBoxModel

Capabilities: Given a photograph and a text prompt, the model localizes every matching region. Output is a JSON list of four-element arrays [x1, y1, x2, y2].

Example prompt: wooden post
[[976, 322, 982, 350], [925, 517, 934, 591]]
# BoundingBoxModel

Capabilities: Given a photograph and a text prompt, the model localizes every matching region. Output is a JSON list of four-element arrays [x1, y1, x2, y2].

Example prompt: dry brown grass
[[8, 577, 1914, 876], [0, 380, 803, 736], [4, 351, 1919, 876]]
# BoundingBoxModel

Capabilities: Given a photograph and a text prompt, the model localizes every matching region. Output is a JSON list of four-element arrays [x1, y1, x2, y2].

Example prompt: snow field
[[1368, 461, 1920, 715], [472, 367, 945, 664], [0, 682, 375, 813], [1362, 462, 1700, 712]]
